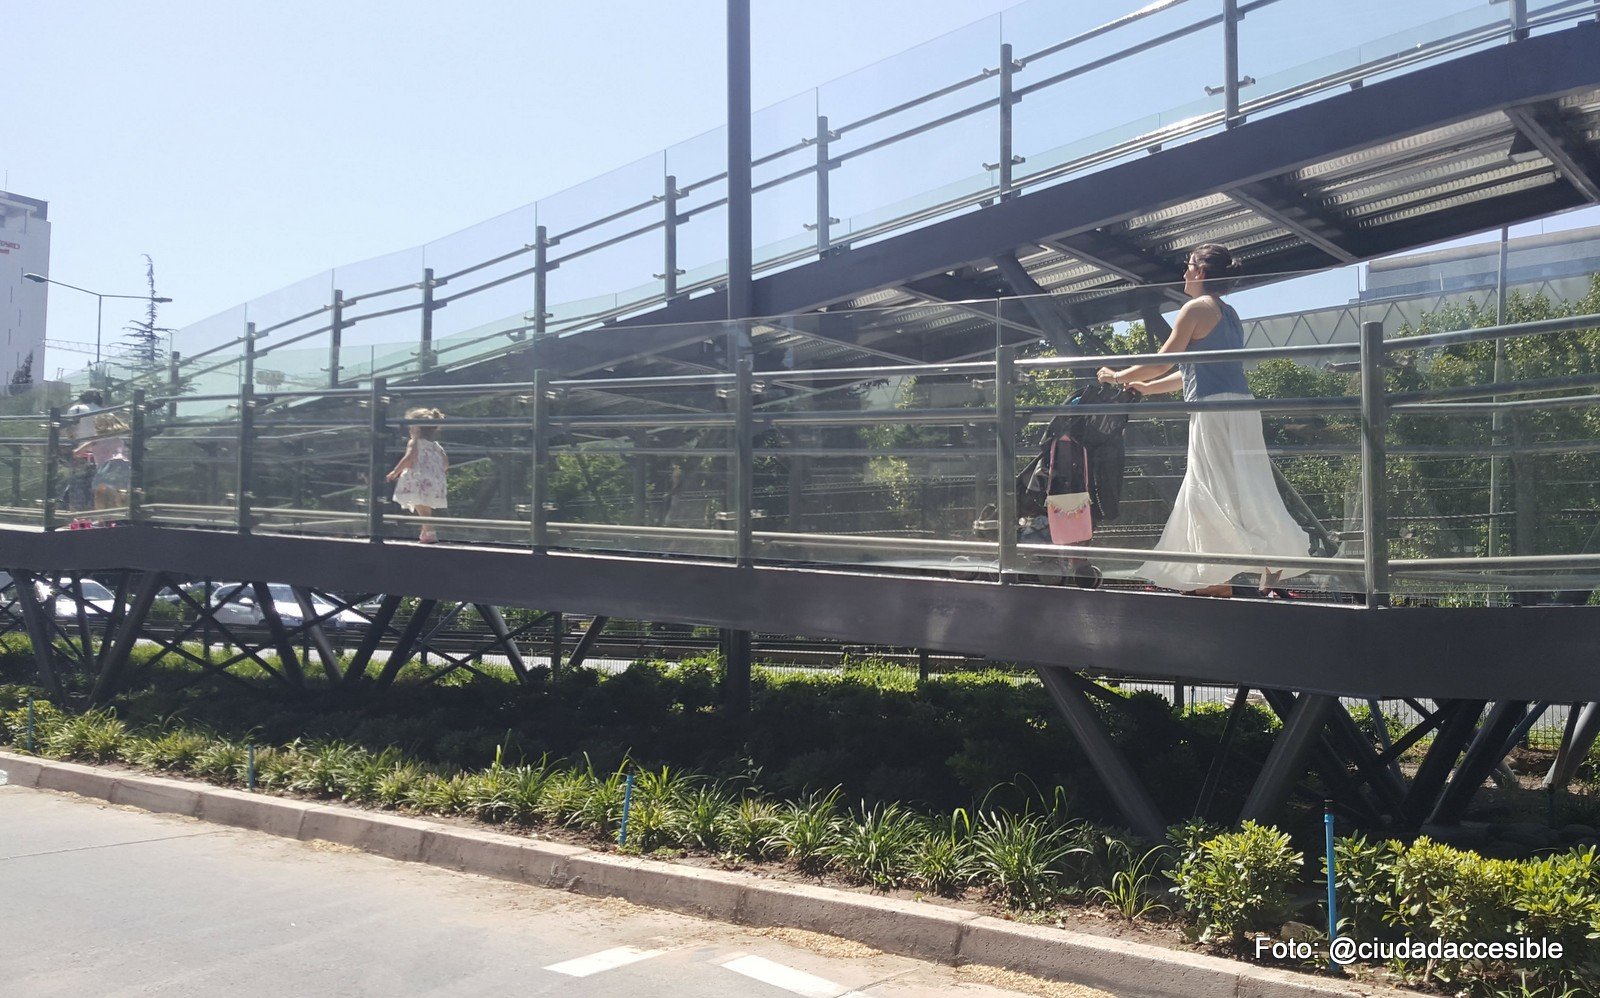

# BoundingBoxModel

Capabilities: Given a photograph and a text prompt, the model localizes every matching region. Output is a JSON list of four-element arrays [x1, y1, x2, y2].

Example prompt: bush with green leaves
[[1172, 821, 1302, 942]]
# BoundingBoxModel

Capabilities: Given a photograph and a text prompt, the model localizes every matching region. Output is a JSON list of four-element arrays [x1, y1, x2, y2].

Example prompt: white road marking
[[544, 945, 667, 977], [718, 954, 870, 998]]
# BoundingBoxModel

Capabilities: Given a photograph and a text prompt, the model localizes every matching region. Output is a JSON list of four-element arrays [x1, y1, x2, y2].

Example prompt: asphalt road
[[0, 785, 1103, 998]]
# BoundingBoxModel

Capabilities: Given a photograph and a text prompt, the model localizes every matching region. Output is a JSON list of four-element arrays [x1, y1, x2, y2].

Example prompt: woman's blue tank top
[[1181, 299, 1251, 401]]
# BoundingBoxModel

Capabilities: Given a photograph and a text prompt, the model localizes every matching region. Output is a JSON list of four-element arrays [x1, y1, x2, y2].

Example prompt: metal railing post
[[242, 321, 256, 390], [533, 225, 549, 338], [996, 343, 1017, 581], [128, 390, 146, 524], [328, 288, 344, 388], [734, 353, 755, 566], [1359, 320, 1388, 605], [167, 350, 181, 418], [420, 267, 436, 371], [1223, 0, 1242, 126], [43, 407, 60, 531], [367, 377, 387, 542], [658, 175, 684, 298], [236, 383, 254, 535], [531, 369, 550, 550], [998, 43, 1018, 197], [1511, 0, 1529, 40], [813, 115, 835, 254]]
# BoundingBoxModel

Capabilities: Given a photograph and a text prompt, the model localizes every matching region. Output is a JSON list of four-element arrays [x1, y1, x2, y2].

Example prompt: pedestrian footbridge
[[6, 0, 1600, 838]]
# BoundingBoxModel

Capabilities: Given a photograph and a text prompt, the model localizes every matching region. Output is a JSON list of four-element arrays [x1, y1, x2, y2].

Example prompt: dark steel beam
[[89, 572, 166, 704], [251, 581, 304, 690], [475, 604, 531, 682], [1400, 699, 1486, 831], [1239, 692, 1337, 825], [1036, 668, 1166, 841], [292, 586, 343, 684], [1194, 686, 1251, 820], [566, 615, 610, 672], [1504, 101, 1600, 204], [1227, 178, 1359, 264], [1429, 700, 1531, 825], [13, 525, 1600, 702], [345, 594, 403, 687], [990, 253, 1078, 353], [1545, 701, 1600, 791], [11, 570, 63, 698], [1262, 689, 1381, 823], [1045, 230, 1188, 305], [373, 599, 437, 692]]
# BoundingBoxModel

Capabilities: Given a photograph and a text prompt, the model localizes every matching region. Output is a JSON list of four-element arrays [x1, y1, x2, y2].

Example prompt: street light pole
[[22, 273, 172, 366]]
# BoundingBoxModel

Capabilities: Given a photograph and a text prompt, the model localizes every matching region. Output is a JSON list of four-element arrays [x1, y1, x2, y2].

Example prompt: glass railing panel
[[543, 320, 740, 560], [249, 344, 338, 395], [1014, 12, 1226, 191], [247, 394, 370, 541], [537, 152, 668, 323], [748, 304, 998, 569], [1240, 2, 1506, 119], [1379, 264, 1600, 599], [140, 398, 242, 532], [751, 90, 819, 270], [167, 304, 248, 389], [0, 415, 47, 527], [818, 16, 1001, 246], [333, 246, 428, 382], [995, 284, 1363, 593], [667, 124, 729, 292], [421, 202, 541, 355], [53, 401, 140, 528]]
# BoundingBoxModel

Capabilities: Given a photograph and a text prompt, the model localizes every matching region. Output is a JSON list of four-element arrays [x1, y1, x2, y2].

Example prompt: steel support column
[[367, 377, 387, 542], [1240, 692, 1338, 825], [1036, 668, 1166, 841]]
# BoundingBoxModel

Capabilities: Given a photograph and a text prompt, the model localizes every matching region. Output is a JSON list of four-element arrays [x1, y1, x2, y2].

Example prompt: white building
[[1, 191, 50, 392]]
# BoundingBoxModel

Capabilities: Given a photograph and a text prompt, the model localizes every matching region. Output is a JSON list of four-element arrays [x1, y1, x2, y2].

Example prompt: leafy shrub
[[191, 739, 247, 781], [724, 797, 781, 860], [1088, 838, 1171, 921], [675, 786, 733, 853], [970, 810, 1085, 910], [908, 811, 977, 896], [43, 709, 128, 761], [1172, 821, 1302, 941], [126, 728, 212, 770], [774, 788, 843, 874], [827, 802, 923, 889]]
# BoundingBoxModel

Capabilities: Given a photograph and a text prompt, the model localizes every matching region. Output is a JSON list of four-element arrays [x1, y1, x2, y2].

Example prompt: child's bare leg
[[416, 505, 435, 542]]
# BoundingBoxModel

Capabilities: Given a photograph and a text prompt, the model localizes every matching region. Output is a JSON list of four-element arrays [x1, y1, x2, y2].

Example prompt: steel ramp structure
[[9, 1, 1600, 840]]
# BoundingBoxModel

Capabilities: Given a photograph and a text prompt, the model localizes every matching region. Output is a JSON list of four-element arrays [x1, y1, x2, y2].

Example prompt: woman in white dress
[[385, 407, 449, 543], [1095, 244, 1307, 596]]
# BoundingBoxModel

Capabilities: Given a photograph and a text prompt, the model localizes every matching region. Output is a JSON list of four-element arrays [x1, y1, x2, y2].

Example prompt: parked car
[[208, 583, 368, 632], [37, 577, 119, 622]]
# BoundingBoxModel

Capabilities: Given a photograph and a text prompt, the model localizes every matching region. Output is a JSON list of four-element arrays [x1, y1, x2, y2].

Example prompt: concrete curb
[[0, 751, 1409, 998]]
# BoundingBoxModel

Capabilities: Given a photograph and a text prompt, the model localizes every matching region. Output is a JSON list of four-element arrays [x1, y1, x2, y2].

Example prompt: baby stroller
[[1010, 382, 1139, 587]]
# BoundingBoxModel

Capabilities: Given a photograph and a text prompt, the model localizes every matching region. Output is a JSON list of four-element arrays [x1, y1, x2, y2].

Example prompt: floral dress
[[392, 438, 448, 511]]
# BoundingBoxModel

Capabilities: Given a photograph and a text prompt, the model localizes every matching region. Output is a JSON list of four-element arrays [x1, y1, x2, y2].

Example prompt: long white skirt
[[1138, 393, 1310, 591]]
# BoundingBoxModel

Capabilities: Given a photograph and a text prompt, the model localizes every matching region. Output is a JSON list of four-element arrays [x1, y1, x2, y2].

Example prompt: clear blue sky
[[10, 0, 1598, 379]]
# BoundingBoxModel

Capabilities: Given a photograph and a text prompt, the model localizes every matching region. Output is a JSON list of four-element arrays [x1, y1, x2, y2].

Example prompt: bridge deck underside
[[5, 525, 1594, 703]]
